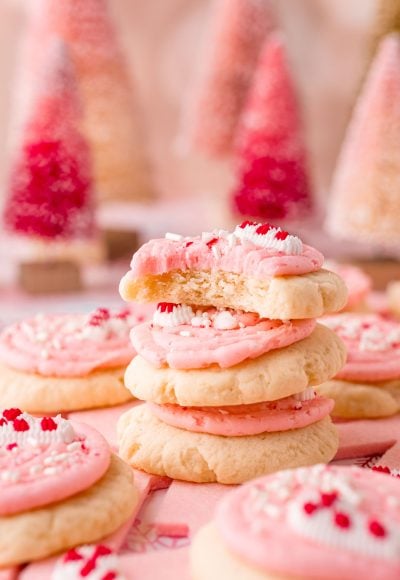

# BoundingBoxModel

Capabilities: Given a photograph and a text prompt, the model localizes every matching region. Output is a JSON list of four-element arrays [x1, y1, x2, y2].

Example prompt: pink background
[[0, 0, 377, 220]]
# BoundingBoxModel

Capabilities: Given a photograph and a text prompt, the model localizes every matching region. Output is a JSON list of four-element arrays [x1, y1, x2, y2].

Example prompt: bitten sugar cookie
[[0, 307, 147, 413], [319, 313, 400, 419], [0, 410, 137, 567], [191, 464, 400, 580], [120, 222, 347, 319]]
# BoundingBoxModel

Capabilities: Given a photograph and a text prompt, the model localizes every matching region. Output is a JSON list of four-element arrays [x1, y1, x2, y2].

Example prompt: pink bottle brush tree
[[326, 33, 400, 251], [180, 0, 275, 157], [231, 34, 314, 223], [3, 40, 99, 258]]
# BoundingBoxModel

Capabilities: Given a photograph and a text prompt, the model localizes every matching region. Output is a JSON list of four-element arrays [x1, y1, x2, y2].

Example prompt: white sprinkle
[[262, 504, 281, 518], [29, 464, 43, 475], [35, 331, 49, 342], [1, 470, 20, 482], [27, 437, 40, 447], [67, 441, 81, 452], [212, 245, 221, 259], [179, 331, 192, 337], [165, 232, 183, 242], [41, 349, 50, 359], [43, 466, 62, 476]]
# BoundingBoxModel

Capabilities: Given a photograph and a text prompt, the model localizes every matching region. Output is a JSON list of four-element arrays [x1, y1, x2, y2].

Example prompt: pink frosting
[[148, 393, 333, 436], [0, 410, 110, 516], [122, 226, 323, 282], [0, 307, 147, 377], [216, 464, 400, 580], [325, 261, 371, 309], [131, 308, 316, 369], [322, 314, 400, 381]]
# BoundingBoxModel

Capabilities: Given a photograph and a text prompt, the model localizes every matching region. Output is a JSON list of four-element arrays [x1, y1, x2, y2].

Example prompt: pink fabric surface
[[151, 480, 230, 537], [335, 415, 400, 460], [66, 401, 140, 450], [119, 548, 190, 579]]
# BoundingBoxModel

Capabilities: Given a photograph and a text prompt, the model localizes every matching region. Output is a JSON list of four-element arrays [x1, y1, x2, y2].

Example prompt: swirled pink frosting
[[122, 226, 323, 282], [216, 465, 400, 579], [148, 392, 333, 436], [131, 308, 316, 369], [0, 410, 110, 516], [322, 314, 400, 381], [0, 307, 149, 377]]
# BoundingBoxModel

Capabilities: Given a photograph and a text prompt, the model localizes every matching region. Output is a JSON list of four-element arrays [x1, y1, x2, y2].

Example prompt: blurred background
[[0, 0, 399, 319]]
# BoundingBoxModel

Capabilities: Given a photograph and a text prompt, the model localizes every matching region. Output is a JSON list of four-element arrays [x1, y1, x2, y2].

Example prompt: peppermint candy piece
[[52, 545, 125, 580]]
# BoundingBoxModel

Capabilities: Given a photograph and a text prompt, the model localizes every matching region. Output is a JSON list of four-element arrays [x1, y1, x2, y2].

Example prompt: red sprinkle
[[93, 545, 112, 558], [372, 466, 391, 475], [115, 309, 130, 320], [255, 223, 273, 235], [63, 548, 83, 562], [3, 408, 22, 421], [6, 443, 18, 451], [102, 573, 117, 580], [320, 492, 338, 507], [185, 241, 193, 247], [79, 558, 96, 577], [334, 512, 351, 529], [41, 417, 58, 431], [206, 237, 218, 248], [303, 502, 318, 515], [275, 230, 289, 240], [369, 520, 387, 538], [157, 302, 176, 313], [0, 418, 7, 427], [239, 220, 257, 229], [13, 418, 30, 432]]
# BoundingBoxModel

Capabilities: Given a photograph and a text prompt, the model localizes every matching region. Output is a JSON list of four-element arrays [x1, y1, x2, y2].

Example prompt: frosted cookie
[[319, 313, 400, 418], [0, 307, 148, 413], [191, 464, 400, 580], [125, 323, 346, 406], [117, 402, 338, 484], [52, 544, 124, 579], [324, 260, 371, 311], [120, 223, 347, 319], [0, 410, 137, 567]]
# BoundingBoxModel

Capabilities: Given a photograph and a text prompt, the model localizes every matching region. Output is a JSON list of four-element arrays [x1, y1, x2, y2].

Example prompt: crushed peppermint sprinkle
[[52, 544, 124, 580], [161, 222, 303, 255], [152, 304, 261, 330], [0, 410, 76, 446], [322, 315, 400, 352]]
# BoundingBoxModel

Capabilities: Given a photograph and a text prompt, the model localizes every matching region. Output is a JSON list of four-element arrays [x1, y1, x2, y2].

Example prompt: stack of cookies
[[118, 222, 347, 484]]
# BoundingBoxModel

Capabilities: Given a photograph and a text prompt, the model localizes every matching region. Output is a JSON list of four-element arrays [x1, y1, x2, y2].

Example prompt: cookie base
[[191, 523, 299, 580], [120, 268, 347, 319], [0, 363, 133, 413], [0, 455, 138, 567], [118, 405, 338, 484], [317, 379, 400, 419]]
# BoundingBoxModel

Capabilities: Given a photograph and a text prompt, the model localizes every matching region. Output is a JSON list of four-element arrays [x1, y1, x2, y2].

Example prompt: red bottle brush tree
[[326, 34, 400, 249], [3, 42, 96, 244], [180, 0, 274, 157], [231, 34, 313, 222]]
